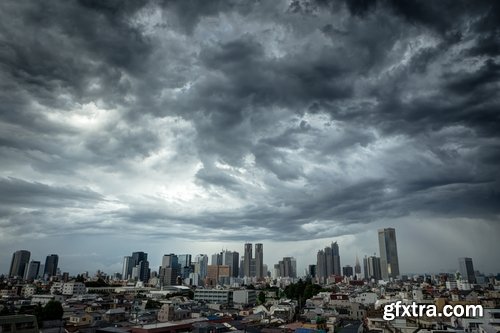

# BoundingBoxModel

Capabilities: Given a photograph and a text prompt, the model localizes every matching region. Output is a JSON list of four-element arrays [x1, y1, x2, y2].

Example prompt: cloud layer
[[1, 0, 499, 274]]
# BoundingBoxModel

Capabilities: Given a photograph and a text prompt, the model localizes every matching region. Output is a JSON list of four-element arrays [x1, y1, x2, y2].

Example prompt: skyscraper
[[255, 243, 264, 279], [122, 256, 133, 280], [25, 260, 40, 280], [221, 250, 239, 278], [331, 242, 341, 276], [342, 265, 353, 277], [316, 249, 326, 282], [178, 254, 192, 279], [354, 255, 361, 278], [9, 250, 31, 278], [367, 256, 382, 281], [43, 254, 59, 278], [194, 254, 208, 280], [131, 251, 150, 283], [458, 257, 476, 284], [378, 228, 400, 280], [243, 243, 252, 277], [316, 241, 341, 283], [276, 257, 297, 278]]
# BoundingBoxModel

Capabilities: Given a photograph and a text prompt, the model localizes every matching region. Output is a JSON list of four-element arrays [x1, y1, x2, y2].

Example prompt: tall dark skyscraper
[[131, 251, 150, 282], [458, 257, 476, 284], [25, 260, 40, 280], [178, 254, 192, 279], [378, 228, 400, 280], [367, 256, 382, 281], [316, 241, 341, 283], [159, 253, 179, 286], [43, 254, 59, 278], [317, 249, 326, 282], [354, 255, 361, 277], [255, 243, 264, 279], [243, 243, 252, 277], [276, 257, 296, 278], [331, 242, 341, 276], [9, 250, 31, 278], [221, 250, 239, 278]]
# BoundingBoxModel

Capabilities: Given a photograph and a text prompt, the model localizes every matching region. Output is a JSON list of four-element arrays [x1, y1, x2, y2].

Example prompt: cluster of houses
[[1, 274, 500, 333]]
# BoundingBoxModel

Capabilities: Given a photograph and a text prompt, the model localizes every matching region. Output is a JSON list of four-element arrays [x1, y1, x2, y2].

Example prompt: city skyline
[[1, 1, 499, 276], [2, 234, 498, 278]]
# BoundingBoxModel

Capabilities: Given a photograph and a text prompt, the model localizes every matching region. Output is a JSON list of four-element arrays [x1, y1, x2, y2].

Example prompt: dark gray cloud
[[0, 0, 499, 274]]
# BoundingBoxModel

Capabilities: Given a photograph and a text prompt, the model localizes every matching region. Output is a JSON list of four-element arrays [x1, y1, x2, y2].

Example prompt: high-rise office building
[[332, 242, 341, 276], [122, 256, 133, 280], [25, 260, 40, 280], [316, 241, 341, 282], [211, 253, 222, 266], [221, 250, 239, 278], [255, 243, 264, 279], [194, 254, 208, 280], [178, 254, 192, 279], [363, 256, 369, 280], [316, 249, 326, 282], [159, 253, 179, 286], [9, 250, 31, 278], [131, 251, 150, 283], [354, 255, 361, 277], [366, 256, 382, 281], [458, 257, 476, 284], [276, 257, 296, 278], [44, 254, 59, 278], [243, 243, 252, 277], [343, 265, 353, 277], [378, 228, 400, 280]]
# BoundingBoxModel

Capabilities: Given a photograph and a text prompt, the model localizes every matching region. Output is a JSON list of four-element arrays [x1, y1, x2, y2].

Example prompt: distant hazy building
[[378, 228, 400, 279], [255, 243, 264, 279], [316, 241, 341, 282], [222, 250, 239, 278], [25, 261, 40, 280], [131, 251, 150, 283], [206, 265, 230, 286], [243, 243, 252, 277], [366, 256, 382, 281], [211, 253, 222, 266], [43, 254, 59, 278], [354, 255, 361, 278], [276, 257, 296, 278], [178, 254, 192, 279], [194, 254, 208, 280], [242, 243, 263, 279], [343, 265, 353, 277], [458, 257, 476, 284], [9, 250, 31, 278], [160, 254, 179, 286], [122, 256, 133, 280]]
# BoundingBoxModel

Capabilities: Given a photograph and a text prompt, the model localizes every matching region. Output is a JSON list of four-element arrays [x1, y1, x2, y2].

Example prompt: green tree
[[42, 300, 63, 320], [145, 300, 161, 309], [0, 305, 11, 316], [258, 291, 266, 305]]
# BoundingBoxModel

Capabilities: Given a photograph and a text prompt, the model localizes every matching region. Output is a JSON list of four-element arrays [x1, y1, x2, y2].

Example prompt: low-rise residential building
[[62, 282, 86, 295], [233, 289, 256, 306], [31, 294, 65, 305], [194, 289, 233, 306]]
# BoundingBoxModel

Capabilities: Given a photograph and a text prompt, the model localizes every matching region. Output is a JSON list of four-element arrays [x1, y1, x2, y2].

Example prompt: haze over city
[[0, 0, 499, 276]]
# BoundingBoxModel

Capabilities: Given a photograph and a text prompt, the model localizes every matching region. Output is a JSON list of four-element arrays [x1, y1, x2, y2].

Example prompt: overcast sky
[[1, 0, 499, 277]]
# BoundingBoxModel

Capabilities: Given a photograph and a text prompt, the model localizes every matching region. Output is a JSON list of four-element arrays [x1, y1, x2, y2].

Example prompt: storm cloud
[[0, 0, 499, 275]]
